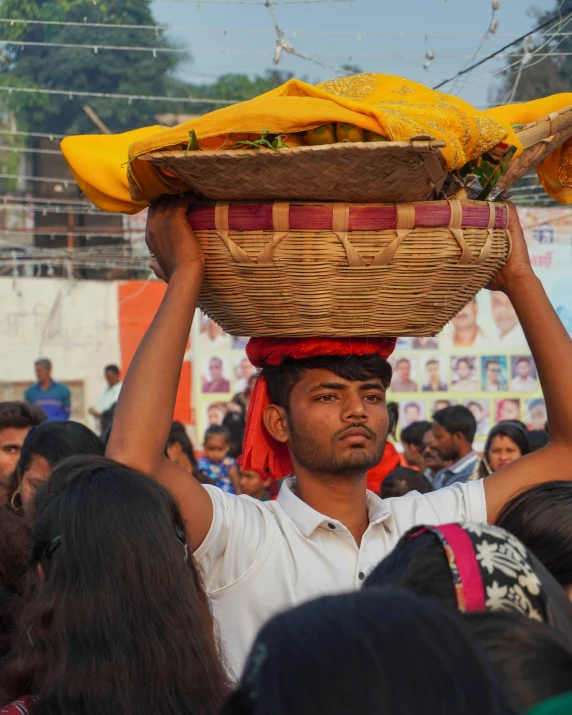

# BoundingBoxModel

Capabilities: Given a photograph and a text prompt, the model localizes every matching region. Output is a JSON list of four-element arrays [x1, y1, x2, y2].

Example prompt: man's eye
[[316, 395, 336, 403], [364, 394, 383, 403]]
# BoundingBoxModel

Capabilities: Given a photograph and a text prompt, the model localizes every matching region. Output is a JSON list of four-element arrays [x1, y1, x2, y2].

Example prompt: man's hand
[[487, 202, 534, 294], [146, 194, 204, 282]]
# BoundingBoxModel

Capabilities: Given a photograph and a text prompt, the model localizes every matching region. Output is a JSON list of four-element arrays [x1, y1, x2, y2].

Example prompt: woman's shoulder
[[1, 696, 39, 715]]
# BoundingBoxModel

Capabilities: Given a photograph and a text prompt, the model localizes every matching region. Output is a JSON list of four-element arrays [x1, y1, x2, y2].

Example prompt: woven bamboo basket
[[499, 103, 572, 192], [140, 136, 448, 203], [187, 199, 511, 337]]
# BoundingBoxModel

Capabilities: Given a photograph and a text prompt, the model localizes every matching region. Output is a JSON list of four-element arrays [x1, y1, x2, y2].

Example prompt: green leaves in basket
[[185, 129, 201, 154], [459, 140, 517, 201], [230, 129, 285, 151]]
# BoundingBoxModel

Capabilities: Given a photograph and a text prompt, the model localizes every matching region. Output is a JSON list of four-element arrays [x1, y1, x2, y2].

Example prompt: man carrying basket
[[106, 196, 572, 679]]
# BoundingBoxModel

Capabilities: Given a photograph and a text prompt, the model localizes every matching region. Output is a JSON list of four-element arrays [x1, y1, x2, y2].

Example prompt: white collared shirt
[[194, 477, 486, 679]]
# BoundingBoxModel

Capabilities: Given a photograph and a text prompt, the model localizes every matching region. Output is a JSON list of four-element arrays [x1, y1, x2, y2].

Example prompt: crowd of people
[[1, 196, 572, 714]]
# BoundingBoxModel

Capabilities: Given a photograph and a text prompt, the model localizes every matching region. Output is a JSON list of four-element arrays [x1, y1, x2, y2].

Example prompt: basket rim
[[139, 137, 447, 162]]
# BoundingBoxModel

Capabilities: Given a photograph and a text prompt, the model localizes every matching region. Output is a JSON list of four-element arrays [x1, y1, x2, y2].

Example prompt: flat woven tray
[[187, 199, 511, 338], [139, 137, 448, 203]]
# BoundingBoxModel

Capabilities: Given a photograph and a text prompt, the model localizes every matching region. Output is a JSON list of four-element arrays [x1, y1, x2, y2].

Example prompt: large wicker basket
[[140, 137, 447, 203], [188, 199, 511, 337]]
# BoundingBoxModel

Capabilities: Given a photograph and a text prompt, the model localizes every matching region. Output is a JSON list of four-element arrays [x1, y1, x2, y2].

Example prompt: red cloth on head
[[241, 336, 396, 480]]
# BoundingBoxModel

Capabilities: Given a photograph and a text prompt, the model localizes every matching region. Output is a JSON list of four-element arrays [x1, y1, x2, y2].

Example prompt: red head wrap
[[240, 336, 396, 480]]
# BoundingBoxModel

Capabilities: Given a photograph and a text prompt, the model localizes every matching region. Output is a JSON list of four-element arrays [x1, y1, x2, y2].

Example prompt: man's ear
[[263, 404, 289, 444]]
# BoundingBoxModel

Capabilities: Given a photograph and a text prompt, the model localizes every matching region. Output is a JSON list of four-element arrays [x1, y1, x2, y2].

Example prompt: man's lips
[[338, 426, 374, 444]]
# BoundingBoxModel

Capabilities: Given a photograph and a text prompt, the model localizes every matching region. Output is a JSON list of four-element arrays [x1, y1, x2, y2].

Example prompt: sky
[[152, 0, 558, 108]]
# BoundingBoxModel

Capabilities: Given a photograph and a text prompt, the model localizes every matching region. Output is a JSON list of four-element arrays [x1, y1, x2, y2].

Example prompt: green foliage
[[0, 0, 189, 134]]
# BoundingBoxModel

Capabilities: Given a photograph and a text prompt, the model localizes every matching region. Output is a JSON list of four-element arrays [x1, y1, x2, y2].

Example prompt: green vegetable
[[231, 129, 285, 150]]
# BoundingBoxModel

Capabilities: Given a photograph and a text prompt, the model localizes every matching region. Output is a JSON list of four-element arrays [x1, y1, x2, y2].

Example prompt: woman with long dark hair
[[477, 421, 530, 479], [1, 455, 228, 715]]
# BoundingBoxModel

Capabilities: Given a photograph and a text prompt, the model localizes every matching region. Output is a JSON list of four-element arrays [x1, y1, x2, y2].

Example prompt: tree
[[495, 0, 572, 103], [0, 0, 190, 135]]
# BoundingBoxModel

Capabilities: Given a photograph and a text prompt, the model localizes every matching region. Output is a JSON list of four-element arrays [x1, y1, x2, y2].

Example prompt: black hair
[[528, 430, 549, 452], [485, 359, 501, 370], [17, 422, 104, 476], [463, 611, 572, 714], [395, 358, 411, 367], [0, 402, 47, 431], [204, 424, 231, 445], [222, 412, 246, 460], [34, 359, 52, 371], [387, 402, 399, 439], [262, 354, 392, 412], [2, 455, 228, 714], [516, 357, 531, 365], [99, 404, 116, 436], [495, 482, 572, 589], [433, 405, 477, 443], [401, 420, 432, 448], [478, 421, 530, 478], [221, 589, 515, 715], [167, 421, 198, 470], [104, 364, 120, 375], [425, 359, 439, 367], [363, 530, 456, 608], [466, 401, 482, 412], [381, 467, 433, 499]]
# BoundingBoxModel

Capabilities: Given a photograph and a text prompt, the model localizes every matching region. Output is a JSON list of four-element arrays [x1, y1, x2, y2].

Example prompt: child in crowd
[[198, 425, 241, 494], [238, 469, 272, 501]]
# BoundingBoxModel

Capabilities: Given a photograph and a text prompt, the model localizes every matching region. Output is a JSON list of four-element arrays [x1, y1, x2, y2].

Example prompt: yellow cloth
[[60, 74, 572, 213]]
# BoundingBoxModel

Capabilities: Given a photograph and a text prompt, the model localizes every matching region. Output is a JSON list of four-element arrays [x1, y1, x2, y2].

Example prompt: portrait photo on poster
[[526, 398, 547, 431], [390, 356, 419, 393], [202, 354, 232, 394], [510, 355, 538, 391], [399, 400, 427, 428], [464, 399, 491, 437], [420, 355, 448, 393], [198, 313, 232, 351], [481, 356, 508, 392], [234, 354, 256, 394], [495, 398, 522, 423], [450, 356, 479, 393]]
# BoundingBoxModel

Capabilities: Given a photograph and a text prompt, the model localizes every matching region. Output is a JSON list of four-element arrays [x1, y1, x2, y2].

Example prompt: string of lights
[[0, 86, 237, 105]]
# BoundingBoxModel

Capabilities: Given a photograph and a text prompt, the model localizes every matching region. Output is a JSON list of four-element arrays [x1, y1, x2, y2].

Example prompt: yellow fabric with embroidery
[[60, 74, 572, 213]]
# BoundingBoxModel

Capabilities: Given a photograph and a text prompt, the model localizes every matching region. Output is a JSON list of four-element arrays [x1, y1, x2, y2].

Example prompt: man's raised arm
[[106, 196, 214, 550], [484, 204, 572, 520]]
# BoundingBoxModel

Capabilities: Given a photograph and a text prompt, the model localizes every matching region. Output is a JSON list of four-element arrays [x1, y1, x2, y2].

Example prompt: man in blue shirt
[[431, 405, 479, 489], [25, 358, 71, 422]]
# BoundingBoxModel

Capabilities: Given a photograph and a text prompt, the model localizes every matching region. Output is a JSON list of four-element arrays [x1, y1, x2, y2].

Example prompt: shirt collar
[[449, 451, 478, 474], [277, 477, 394, 538]]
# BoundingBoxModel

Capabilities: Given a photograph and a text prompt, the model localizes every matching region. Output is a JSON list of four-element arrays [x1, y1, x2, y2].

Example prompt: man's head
[[395, 358, 411, 382], [239, 468, 271, 499], [401, 420, 432, 469], [434, 400, 452, 412], [104, 364, 121, 387], [237, 358, 255, 381], [34, 358, 52, 384], [485, 360, 502, 385], [422, 427, 447, 473], [455, 358, 471, 380], [403, 402, 421, 426], [262, 354, 392, 481], [515, 358, 531, 379], [207, 403, 225, 426], [497, 400, 521, 423], [431, 406, 477, 462], [491, 292, 519, 337], [425, 360, 440, 381], [0, 402, 47, 504], [528, 399, 547, 431], [209, 357, 223, 381], [452, 298, 478, 332]]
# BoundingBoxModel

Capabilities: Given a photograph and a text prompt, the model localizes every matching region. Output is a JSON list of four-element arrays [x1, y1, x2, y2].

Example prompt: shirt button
[[328, 523, 336, 530], [358, 571, 365, 580]]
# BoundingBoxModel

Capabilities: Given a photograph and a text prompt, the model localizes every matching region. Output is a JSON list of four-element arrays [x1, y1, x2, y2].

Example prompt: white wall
[[0, 277, 120, 426]]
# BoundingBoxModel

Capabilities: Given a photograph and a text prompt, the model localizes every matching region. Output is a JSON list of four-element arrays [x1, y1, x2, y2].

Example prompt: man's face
[[422, 429, 446, 471], [396, 361, 411, 381], [431, 423, 458, 462], [467, 404, 483, 423], [456, 360, 470, 380], [105, 369, 120, 387], [491, 292, 518, 335], [209, 359, 223, 380], [238, 359, 255, 380], [516, 360, 530, 379], [530, 403, 547, 430], [207, 406, 223, 425], [452, 301, 477, 331], [486, 362, 501, 384], [35, 363, 50, 383], [0, 426, 30, 504], [427, 362, 440, 380], [435, 401, 451, 412], [284, 368, 388, 478]]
